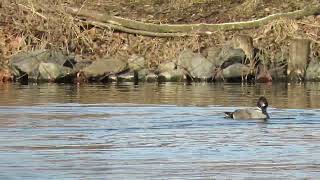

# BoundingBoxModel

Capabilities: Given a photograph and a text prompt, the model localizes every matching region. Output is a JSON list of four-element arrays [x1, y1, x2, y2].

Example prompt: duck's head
[[257, 96, 268, 110]]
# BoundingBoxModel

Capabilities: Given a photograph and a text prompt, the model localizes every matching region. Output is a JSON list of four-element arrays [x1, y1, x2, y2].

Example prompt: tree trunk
[[287, 38, 311, 81], [66, 4, 320, 36]]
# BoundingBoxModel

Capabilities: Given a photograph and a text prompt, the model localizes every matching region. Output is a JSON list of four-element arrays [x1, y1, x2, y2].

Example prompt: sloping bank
[[1, 3, 320, 83]]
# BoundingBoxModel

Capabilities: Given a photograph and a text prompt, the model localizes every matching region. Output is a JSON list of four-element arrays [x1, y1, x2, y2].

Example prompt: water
[[0, 82, 320, 179]]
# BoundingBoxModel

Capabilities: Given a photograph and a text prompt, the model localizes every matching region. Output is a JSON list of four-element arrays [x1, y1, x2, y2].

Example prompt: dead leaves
[[0, 68, 12, 83]]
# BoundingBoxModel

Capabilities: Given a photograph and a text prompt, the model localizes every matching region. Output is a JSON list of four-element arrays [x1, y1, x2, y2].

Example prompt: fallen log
[[66, 4, 320, 36]]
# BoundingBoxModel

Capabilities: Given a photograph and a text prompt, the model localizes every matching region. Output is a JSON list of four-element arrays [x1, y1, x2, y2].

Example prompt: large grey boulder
[[72, 54, 93, 71], [222, 63, 250, 79], [117, 71, 135, 82], [82, 56, 128, 78], [157, 61, 184, 81], [204, 47, 223, 67], [10, 50, 74, 81], [218, 48, 246, 68], [205, 46, 246, 69], [145, 72, 158, 82], [136, 69, 148, 81], [134, 68, 158, 82], [177, 49, 214, 80], [38, 62, 72, 81]]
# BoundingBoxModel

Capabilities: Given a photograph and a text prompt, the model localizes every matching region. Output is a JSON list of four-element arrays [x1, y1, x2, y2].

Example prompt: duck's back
[[232, 108, 269, 120]]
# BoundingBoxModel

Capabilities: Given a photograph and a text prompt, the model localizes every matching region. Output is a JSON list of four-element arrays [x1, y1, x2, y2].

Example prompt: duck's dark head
[[257, 96, 268, 111]]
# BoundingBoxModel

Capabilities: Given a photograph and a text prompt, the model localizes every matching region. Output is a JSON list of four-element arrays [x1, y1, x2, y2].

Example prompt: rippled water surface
[[0, 82, 320, 179]]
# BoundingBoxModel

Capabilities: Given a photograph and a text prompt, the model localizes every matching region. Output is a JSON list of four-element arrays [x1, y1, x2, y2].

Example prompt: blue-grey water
[[0, 82, 320, 179]]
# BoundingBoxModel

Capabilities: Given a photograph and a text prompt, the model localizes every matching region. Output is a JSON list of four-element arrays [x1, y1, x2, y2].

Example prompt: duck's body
[[225, 97, 270, 120]]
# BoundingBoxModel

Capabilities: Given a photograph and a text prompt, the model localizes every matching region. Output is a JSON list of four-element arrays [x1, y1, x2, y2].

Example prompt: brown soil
[[0, 0, 319, 75]]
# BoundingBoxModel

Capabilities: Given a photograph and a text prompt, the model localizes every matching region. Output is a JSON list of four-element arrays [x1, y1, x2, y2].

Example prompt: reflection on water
[[1, 82, 320, 108], [0, 82, 320, 179]]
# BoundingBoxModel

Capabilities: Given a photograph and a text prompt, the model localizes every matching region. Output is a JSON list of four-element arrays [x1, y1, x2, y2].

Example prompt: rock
[[128, 54, 145, 71], [136, 69, 148, 81], [108, 74, 117, 82], [11, 50, 47, 79], [117, 71, 135, 82], [222, 63, 250, 80], [158, 71, 184, 82], [204, 47, 223, 67], [146, 72, 157, 82], [157, 61, 184, 82], [10, 50, 74, 81], [38, 62, 72, 81], [218, 48, 246, 69], [178, 49, 214, 80], [82, 56, 128, 78], [204, 46, 246, 71], [48, 51, 71, 66], [305, 59, 320, 81], [211, 47, 247, 82], [72, 54, 93, 71], [158, 61, 176, 72]]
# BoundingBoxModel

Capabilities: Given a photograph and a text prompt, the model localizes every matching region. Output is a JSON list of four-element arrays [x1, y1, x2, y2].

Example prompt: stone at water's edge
[[158, 61, 176, 73], [72, 55, 93, 71], [135, 69, 158, 82], [117, 71, 135, 82], [136, 69, 148, 81], [11, 50, 47, 79], [157, 61, 184, 81], [146, 72, 158, 82], [178, 49, 214, 80], [210, 47, 248, 82], [204, 47, 223, 67], [222, 63, 250, 79], [38, 62, 72, 81], [158, 71, 184, 82], [218, 48, 246, 69], [82, 56, 128, 78], [10, 50, 75, 81]]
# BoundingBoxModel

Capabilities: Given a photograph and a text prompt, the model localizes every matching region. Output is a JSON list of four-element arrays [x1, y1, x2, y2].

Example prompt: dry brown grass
[[0, 0, 225, 68], [0, 0, 318, 71]]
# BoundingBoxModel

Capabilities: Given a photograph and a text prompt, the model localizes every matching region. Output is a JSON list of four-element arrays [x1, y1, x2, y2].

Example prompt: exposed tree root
[[66, 4, 320, 37]]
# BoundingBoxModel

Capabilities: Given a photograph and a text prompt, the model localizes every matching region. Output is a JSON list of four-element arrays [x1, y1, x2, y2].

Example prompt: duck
[[225, 96, 270, 120]]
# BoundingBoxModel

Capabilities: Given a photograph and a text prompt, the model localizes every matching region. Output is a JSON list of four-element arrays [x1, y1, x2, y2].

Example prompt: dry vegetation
[[0, 0, 319, 74]]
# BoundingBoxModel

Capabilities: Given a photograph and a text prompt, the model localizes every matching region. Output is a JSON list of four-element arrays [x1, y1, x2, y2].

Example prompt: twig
[[78, 19, 190, 37], [18, 3, 47, 20], [298, 22, 320, 28]]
